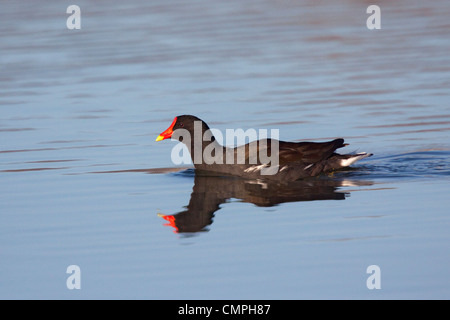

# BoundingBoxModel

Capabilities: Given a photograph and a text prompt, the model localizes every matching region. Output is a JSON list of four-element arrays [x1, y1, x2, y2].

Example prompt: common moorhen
[[156, 115, 372, 181]]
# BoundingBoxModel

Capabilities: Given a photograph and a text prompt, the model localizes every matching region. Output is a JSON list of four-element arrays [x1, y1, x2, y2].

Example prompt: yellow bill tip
[[155, 135, 164, 142]]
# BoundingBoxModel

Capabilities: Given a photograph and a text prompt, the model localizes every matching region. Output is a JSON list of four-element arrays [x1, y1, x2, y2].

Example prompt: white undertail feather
[[340, 152, 373, 167]]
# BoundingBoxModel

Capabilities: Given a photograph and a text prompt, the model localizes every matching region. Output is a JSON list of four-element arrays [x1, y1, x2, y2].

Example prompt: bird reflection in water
[[158, 170, 373, 234]]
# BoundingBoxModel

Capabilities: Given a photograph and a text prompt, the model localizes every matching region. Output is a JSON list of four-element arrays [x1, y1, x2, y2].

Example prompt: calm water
[[1, 0, 449, 299]]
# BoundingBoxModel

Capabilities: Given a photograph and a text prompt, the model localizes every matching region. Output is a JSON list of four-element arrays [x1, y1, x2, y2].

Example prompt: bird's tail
[[338, 152, 373, 167]]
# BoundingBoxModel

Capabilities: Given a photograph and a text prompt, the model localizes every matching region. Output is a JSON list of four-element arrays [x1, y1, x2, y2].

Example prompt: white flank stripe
[[244, 164, 268, 173]]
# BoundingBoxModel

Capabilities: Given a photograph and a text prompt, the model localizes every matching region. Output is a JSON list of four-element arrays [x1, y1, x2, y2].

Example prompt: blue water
[[1, 0, 449, 299]]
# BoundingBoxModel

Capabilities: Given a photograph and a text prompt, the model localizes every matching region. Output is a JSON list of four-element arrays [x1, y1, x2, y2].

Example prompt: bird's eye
[[180, 123, 184, 128]]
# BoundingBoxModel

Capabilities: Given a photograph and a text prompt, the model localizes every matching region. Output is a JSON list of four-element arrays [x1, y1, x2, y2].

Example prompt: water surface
[[1, 0, 449, 299]]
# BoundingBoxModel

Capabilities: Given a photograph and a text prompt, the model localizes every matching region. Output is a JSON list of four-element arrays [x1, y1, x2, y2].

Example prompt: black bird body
[[156, 115, 372, 181]]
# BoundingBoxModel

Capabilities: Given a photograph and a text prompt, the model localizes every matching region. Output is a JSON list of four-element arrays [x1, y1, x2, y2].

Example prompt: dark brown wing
[[277, 138, 347, 165], [239, 138, 347, 166]]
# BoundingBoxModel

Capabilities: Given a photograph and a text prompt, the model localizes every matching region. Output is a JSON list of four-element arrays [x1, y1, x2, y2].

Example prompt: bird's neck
[[183, 122, 225, 166]]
